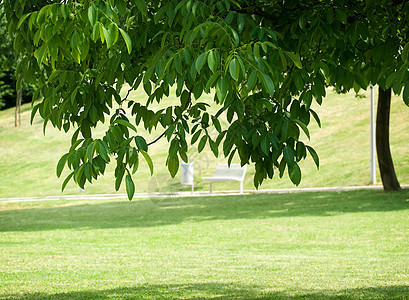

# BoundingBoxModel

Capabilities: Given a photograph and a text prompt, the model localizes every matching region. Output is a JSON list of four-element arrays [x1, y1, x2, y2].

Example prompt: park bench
[[202, 164, 247, 194]]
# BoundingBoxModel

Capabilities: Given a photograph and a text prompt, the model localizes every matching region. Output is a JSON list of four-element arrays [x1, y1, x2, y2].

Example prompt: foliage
[[0, 7, 15, 109], [2, 90, 409, 199], [3, 0, 409, 199], [0, 6, 32, 110]]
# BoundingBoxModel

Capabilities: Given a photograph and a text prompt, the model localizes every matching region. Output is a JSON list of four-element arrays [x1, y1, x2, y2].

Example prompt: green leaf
[[98, 22, 105, 43], [198, 135, 207, 153], [61, 171, 74, 192], [253, 43, 260, 58], [286, 52, 302, 69], [115, 165, 125, 191], [310, 109, 321, 127], [115, 119, 137, 132], [17, 12, 31, 29], [301, 90, 313, 109], [209, 138, 218, 157], [296, 141, 306, 161], [216, 77, 228, 102], [125, 174, 135, 200], [247, 70, 258, 90], [74, 163, 86, 189], [132, 153, 140, 174], [195, 52, 207, 73], [229, 58, 240, 81], [354, 74, 368, 90], [268, 133, 278, 149], [60, 5, 67, 19], [191, 130, 202, 144], [288, 163, 301, 185], [89, 21, 98, 40], [103, 23, 118, 48], [135, 0, 147, 16], [283, 146, 294, 166], [169, 139, 179, 157], [260, 136, 269, 155], [205, 70, 220, 91], [179, 148, 188, 163], [402, 42, 409, 62], [294, 119, 310, 139], [84, 163, 92, 182], [48, 40, 59, 60], [261, 73, 275, 96], [56, 153, 69, 177], [88, 5, 97, 26], [102, 26, 110, 47], [167, 154, 179, 178], [386, 72, 400, 89], [231, 28, 239, 46], [212, 116, 222, 132], [119, 28, 132, 54], [35, 45, 47, 66], [86, 142, 96, 162], [140, 149, 154, 175], [135, 136, 148, 151], [208, 50, 217, 72], [306, 145, 319, 169], [175, 54, 182, 75], [293, 73, 304, 90], [97, 140, 110, 163], [282, 119, 289, 140], [403, 84, 409, 106], [30, 103, 41, 125], [89, 105, 98, 123]]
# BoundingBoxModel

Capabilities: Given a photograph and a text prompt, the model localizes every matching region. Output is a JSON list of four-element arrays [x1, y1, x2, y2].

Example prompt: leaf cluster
[[4, 0, 409, 197]]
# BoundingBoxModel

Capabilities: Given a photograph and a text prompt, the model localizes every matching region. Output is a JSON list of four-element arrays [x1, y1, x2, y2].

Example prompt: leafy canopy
[[4, 0, 409, 199], [0, 6, 32, 109]]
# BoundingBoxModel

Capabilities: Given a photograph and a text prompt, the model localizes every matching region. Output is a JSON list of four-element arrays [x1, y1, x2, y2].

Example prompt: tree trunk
[[15, 81, 22, 127], [376, 87, 401, 191]]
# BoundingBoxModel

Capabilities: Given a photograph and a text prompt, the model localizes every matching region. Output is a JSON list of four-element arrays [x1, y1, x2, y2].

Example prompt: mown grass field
[[1, 88, 408, 299], [0, 87, 408, 198], [1, 190, 409, 299]]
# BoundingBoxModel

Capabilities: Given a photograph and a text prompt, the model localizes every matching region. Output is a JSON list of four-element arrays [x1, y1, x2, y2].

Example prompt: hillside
[[0, 88, 408, 198]]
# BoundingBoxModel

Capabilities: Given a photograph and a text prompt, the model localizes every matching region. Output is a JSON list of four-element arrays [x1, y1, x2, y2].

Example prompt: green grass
[[0, 88, 409, 198], [1, 190, 409, 299]]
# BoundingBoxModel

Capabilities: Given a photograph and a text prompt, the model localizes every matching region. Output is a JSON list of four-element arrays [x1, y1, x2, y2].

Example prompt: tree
[[0, 5, 33, 121], [4, 0, 408, 199], [0, 6, 16, 110]]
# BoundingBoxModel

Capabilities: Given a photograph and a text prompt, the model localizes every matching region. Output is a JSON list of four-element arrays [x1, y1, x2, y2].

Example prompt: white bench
[[202, 164, 247, 194]]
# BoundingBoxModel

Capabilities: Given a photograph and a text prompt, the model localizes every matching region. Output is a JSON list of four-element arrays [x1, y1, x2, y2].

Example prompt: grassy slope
[[0, 190, 408, 299], [0, 88, 408, 198]]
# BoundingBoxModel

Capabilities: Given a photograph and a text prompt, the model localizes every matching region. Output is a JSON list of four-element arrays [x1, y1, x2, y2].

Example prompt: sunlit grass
[[1, 190, 409, 298]]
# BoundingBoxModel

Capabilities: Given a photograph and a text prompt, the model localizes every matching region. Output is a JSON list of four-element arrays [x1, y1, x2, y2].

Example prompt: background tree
[[0, 7, 16, 110], [4, 0, 408, 198], [321, 0, 408, 191], [0, 5, 32, 125]]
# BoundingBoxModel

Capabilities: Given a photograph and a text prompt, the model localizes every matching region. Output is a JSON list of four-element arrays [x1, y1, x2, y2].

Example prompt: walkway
[[1, 185, 408, 203]]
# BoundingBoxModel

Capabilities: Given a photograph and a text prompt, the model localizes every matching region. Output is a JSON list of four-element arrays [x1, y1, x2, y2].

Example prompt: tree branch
[[147, 91, 192, 146], [147, 129, 168, 146]]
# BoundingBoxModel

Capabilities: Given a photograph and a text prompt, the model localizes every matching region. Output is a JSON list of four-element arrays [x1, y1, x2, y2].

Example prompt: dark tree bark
[[376, 87, 401, 191], [15, 80, 22, 127]]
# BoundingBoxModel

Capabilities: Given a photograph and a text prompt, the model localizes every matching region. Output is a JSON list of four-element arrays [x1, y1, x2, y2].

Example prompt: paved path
[[1, 185, 408, 203]]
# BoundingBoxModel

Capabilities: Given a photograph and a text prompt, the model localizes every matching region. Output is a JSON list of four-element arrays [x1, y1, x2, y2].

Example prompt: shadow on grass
[[2, 283, 409, 299], [0, 189, 408, 232]]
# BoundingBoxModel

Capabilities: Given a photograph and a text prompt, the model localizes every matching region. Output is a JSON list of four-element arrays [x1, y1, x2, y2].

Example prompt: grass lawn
[[1, 190, 409, 299]]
